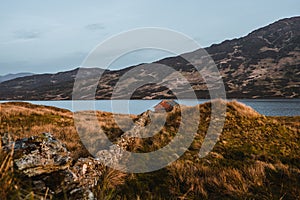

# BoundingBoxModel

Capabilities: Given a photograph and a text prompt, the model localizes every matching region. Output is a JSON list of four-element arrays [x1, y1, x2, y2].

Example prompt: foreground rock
[[1, 109, 158, 198], [3, 133, 106, 199], [12, 133, 72, 177]]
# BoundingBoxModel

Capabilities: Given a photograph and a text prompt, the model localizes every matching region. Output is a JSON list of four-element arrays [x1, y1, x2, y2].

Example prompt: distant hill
[[0, 72, 34, 83], [0, 68, 105, 100], [0, 16, 299, 100]]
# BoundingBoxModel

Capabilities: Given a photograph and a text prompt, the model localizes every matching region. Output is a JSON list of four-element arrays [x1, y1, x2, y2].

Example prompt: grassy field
[[0, 101, 299, 199]]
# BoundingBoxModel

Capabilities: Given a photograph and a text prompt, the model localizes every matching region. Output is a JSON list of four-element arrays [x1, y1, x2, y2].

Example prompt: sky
[[0, 0, 299, 75]]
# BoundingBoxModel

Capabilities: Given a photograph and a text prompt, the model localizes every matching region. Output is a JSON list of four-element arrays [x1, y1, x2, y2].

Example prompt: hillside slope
[[0, 16, 299, 100], [0, 73, 34, 83], [0, 101, 299, 199]]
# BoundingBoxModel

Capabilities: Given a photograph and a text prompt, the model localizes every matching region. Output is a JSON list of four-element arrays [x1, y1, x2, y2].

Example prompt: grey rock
[[12, 132, 72, 177], [2, 133, 105, 199]]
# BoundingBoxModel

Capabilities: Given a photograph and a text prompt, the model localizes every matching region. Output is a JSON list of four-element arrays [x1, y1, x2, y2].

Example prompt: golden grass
[[0, 102, 137, 159], [166, 159, 300, 199], [227, 100, 261, 118], [0, 147, 14, 199], [92, 167, 126, 200], [0, 102, 73, 118], [0, 101, 299, 199]]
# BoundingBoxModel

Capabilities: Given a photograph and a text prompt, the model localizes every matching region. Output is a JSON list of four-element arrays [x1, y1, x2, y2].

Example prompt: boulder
[[2, 133, 106, 199], [12, 132, 72, 177]]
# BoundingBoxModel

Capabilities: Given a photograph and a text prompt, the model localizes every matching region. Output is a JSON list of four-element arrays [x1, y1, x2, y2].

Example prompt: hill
[[0, 16, 299, 100], [0, 101, 299, 199], [0, 73, 34, 83]]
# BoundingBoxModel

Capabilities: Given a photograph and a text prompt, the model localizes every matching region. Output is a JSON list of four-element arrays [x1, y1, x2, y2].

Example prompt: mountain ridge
[[0, 72, 34, 83], [0, 16, 299, 100]]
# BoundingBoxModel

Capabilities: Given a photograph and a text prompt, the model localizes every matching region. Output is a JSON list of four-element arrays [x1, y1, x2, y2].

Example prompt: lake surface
[[1, 99, 299, 116]]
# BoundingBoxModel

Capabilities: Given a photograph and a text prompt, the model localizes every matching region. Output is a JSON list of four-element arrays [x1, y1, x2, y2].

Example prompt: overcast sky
[[0, 0, 299, 75]]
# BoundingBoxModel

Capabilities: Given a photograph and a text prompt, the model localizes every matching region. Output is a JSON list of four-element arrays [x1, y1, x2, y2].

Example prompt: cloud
[[85, 23, 105, 31], [14, 30, 42, 40]]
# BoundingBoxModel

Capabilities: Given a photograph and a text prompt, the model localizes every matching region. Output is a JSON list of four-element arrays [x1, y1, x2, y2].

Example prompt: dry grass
[[168, 161, 208, 198], [0, 102, 136, 159], [227, 100, 261, 118], [167, 159, 300, 199], [0, 146, 15, 199], [92, 167, 126, 200], [0, 102, 73, 118], [1, 101, 300, 199]]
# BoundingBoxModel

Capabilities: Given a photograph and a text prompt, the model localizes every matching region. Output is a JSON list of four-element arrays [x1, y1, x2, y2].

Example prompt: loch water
[[1, 99, 299, 116]]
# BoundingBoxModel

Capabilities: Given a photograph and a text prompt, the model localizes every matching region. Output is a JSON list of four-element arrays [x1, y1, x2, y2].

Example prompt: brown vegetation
[[0, 101, 299, 199]]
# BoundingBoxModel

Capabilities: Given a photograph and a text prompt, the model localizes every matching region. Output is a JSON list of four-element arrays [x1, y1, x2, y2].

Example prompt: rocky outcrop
[[12, 133, 72, 177], [95, 110, 153, 167], [2, 133, 106, 199], [154, 100, 179, 112]]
